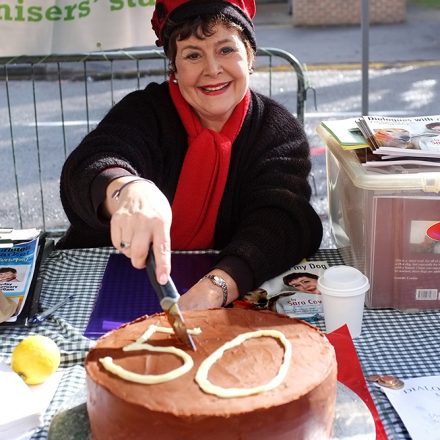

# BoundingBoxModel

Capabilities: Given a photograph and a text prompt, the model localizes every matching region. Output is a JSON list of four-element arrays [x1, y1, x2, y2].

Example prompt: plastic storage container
[[318, 126, 440, 311]]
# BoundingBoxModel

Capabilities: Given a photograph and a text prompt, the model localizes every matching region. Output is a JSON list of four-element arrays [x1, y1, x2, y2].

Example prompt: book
[[362, 157, 440, 170], [367, 196, 440, 310], [320, 118, 370, 150], [232, 260, 329, 322], [380, 375, 440, 440], [0, 228, 44, 325], [356, 115, 440, 158]]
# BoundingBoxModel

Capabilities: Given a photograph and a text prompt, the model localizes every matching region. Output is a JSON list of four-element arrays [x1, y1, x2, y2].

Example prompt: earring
[[172, 78, 178, 84], [249, 67, 254, 74]]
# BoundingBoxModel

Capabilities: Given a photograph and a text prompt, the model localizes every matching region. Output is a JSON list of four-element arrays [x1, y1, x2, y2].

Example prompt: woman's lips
[[198, 82, 230, 95]]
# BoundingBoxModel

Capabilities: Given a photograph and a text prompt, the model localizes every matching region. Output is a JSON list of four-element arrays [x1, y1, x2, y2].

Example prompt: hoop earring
[[249, 67, 254, 75]]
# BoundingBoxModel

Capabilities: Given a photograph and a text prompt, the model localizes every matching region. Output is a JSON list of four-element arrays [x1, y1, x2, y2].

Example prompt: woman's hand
[[104, 177, 172, 284], [178, 270, 239, 310]]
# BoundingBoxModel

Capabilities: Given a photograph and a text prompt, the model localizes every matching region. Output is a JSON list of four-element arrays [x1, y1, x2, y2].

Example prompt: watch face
[[212, 276, 221, 285], [214, 276, 226, 288]]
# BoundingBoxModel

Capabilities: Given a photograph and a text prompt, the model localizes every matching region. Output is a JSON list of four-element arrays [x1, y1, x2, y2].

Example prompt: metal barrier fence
[[0, 47, 308, 235]]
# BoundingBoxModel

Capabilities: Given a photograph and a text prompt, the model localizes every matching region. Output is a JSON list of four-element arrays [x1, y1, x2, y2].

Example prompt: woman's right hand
[[104, 177, 172, 285]]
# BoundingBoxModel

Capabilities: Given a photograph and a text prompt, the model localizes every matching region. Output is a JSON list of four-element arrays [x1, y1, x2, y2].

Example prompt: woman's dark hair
[[166, 14, 255, 73], [283, 272, 318, 285]]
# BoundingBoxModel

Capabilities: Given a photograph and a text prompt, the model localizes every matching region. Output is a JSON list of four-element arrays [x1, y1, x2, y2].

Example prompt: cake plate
[[332, 381, 376, 440], [48, 382, 375, 440]]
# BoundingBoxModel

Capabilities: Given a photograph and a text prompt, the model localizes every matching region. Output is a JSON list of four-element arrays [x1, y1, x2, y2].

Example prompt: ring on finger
[[120, 240, 131, 249]]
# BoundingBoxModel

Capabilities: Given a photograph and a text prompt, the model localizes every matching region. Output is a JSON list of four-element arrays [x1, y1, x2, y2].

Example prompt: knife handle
[[146, 249, 180, 310]]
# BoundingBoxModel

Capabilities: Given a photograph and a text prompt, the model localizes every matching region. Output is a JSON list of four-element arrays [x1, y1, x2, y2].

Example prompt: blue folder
[[84, 252, 217, 339]]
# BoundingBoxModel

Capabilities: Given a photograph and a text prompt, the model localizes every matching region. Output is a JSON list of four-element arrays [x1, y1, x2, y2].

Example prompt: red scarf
[[169, 79, 250, 250]]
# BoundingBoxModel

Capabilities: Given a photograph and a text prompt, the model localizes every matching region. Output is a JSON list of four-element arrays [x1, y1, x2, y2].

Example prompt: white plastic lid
[[317, 265, 370, 297]]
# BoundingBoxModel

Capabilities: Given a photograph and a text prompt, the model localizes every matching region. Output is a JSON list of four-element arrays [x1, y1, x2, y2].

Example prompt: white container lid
[[317, 265, 370, 297]]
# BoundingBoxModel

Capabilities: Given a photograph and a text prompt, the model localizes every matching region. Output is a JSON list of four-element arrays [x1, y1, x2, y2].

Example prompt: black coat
[[59, 82, 322, 294]]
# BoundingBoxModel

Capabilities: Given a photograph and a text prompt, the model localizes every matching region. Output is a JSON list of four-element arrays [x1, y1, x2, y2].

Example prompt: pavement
[[253, 2, 440, 65]]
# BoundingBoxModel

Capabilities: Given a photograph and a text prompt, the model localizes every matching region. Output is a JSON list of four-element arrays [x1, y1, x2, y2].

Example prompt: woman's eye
[[220, 46, 235, 55], [184, 52, 200, 61]]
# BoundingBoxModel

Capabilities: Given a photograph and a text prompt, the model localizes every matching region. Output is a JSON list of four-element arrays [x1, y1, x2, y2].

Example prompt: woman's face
[[174, 23, 250, 132], [0, 271, 16, 282], [288, 276, 319, 294]]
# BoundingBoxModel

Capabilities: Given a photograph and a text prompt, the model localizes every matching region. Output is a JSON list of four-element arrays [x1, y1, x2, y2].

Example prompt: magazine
[[356, 115, 440, 157], [320, 118, 369, 150], [0, 228, 41, 323], [233, 261, 329, 322]]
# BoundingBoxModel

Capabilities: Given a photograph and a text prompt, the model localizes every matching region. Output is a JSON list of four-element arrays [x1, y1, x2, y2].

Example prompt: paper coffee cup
[[317, 265, 369, 338]]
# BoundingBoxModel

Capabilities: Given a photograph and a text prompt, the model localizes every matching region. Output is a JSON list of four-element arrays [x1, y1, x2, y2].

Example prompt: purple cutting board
[[84, 252, 217, 339]]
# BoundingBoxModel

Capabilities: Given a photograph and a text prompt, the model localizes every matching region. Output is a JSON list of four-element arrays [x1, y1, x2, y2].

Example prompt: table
[[1, 246, 440, 439]]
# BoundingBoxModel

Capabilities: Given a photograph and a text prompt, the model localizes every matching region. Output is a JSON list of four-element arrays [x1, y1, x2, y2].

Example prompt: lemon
[[12, 335, 61, 385]]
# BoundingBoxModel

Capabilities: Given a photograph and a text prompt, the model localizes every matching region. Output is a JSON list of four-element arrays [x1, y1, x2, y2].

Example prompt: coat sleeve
[[214, 93, 323, 293], [59, 84, 185, 234]]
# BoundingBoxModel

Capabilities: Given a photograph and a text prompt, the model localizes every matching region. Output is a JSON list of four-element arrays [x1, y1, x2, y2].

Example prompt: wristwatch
[[201, 274, 228, 307]]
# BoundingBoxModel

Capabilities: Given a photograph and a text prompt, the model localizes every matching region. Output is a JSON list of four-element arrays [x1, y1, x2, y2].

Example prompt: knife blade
[[145, 249, 196, 351]]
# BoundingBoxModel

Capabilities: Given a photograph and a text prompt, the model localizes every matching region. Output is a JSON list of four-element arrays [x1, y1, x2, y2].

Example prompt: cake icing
[[86, 308, 337, 440]]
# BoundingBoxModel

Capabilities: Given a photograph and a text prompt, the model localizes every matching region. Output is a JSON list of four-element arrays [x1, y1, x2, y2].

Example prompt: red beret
[[151, 0, 257, 52]]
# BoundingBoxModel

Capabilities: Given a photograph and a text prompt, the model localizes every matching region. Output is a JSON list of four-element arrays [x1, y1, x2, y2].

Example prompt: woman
[[283, 272, 320, 294], [59, 0, 322, 310], [0, 267, 18, 283]]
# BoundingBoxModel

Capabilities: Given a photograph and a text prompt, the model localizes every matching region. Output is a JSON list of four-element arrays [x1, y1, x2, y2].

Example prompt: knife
[[145, 249, 196, 351]]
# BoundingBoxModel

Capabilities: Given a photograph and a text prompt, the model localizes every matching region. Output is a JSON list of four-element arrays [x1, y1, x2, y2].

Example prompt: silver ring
[[120, 240, 131, 249]]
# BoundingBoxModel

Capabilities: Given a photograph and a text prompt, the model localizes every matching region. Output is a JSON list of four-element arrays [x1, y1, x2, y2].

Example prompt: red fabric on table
[[327, 325, 388, 440]]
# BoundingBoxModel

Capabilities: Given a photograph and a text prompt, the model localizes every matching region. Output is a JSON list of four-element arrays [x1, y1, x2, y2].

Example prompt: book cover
[[232, 260, 329, 322], [367, 196, 440, 310], [357, 115, 440, 156], [0, 229, 44, 325], [320, 118, 369, 150]]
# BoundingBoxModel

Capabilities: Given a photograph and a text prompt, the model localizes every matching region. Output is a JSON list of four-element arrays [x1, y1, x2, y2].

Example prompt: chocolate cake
[[86, 308, 337, 440]]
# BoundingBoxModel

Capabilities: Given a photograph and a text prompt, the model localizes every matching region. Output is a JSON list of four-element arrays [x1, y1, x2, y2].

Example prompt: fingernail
[[159, 273, 168, 285]]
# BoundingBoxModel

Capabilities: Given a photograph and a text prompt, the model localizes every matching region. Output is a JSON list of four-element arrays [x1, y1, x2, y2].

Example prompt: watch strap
[[201, 274, 228, 307]]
